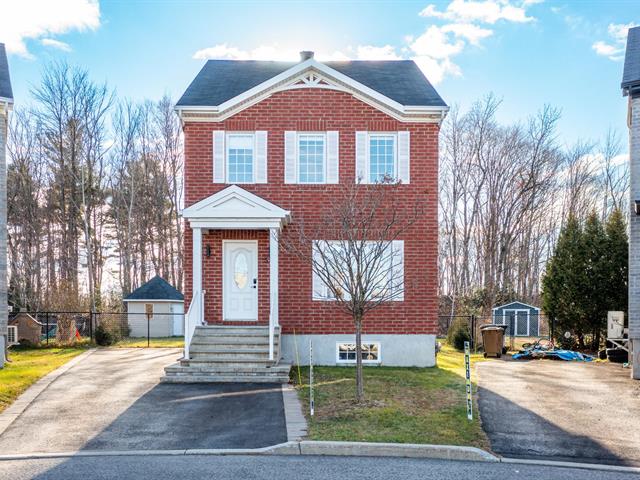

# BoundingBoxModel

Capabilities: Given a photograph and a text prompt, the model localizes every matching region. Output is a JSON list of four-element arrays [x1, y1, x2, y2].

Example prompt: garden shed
[[492, 301, 541, 337], [124, 276, 184, 337]]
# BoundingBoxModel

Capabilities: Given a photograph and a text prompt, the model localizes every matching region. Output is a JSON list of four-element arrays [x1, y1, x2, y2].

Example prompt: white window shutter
[[326, 131, 339, 184], [284, 131, 297, 184], [397, 131, 410, 184], [312, 242, 326, 300], [355, 131, 368, 184], [392, 240, 404, 301], [255, 131, 268, 183], [213, 131, 225, 183]]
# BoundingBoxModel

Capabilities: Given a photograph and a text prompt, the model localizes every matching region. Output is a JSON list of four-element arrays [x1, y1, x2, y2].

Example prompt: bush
[[447, 318, 471, 351], [94, 323, 121, 346]]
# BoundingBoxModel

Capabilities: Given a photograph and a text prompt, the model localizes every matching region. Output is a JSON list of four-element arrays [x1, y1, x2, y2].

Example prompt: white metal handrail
[[184, 291, 200, 359]]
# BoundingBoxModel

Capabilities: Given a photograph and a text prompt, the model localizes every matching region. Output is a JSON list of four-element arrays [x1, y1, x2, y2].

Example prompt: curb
[[2, 442, 640, 473], [0, 441, 495, 463], [0, 349, 97, 438]]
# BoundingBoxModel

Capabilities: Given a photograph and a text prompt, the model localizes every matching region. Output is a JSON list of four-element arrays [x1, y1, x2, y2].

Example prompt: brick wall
[[183, 88, 439, 335]]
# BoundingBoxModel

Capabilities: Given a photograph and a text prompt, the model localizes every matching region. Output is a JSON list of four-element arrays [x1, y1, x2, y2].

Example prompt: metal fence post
[[46, 312, 49, 345], [90, 311, 94, 342]]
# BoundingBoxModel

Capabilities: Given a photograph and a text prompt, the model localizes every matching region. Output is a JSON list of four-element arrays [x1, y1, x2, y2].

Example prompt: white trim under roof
[[123, 298, 184, 303], [182, 185, 291, 229], [176, 59, 449, 124], [492, 301, 540, 312]]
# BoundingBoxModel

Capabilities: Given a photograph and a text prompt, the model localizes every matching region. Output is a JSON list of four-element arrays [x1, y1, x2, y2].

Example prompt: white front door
[[223, 241, 258, 321]]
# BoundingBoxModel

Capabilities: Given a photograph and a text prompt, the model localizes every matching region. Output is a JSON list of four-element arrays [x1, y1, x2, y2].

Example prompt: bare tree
[[280, 181, 423, 403]]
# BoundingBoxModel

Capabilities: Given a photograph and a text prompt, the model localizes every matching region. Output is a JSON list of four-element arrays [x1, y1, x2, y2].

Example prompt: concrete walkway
[[477, 359, 640, 466], [0, 348, 287, 454]]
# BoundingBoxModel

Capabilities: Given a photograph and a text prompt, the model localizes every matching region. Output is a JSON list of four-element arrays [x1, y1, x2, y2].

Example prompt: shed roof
[[0, 43, 13, 101], [124, 276, 184, 302], [622, 26, 640, 96], [492, 301, 540, 311], [176, 59, 447, 108]]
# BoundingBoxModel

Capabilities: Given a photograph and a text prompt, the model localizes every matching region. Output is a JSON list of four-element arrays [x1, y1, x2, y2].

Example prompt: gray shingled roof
[[0, 43, 13, 101], [124, 276, 184, 301], [176, 59, 447, 108], [622, 26, 640, 96]]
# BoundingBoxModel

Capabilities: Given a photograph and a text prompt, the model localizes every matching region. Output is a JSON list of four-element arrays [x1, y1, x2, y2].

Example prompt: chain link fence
[[439, 314, 552, 352], [8, 310, 185, 346]]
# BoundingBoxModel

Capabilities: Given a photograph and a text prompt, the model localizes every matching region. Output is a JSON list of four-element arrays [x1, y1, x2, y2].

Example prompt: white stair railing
[[184, 290, 201, 359]]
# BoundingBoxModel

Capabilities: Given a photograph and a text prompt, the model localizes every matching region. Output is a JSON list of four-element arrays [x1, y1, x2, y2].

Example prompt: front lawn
[[0, 345, 88, 414], [291, 344, 489, 448], [115, 337, 184, 348]]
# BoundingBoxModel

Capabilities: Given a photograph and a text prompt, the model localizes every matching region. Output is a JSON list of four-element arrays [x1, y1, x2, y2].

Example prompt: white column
[[270, 227, 279, 326], [193, 227, 203, 321]]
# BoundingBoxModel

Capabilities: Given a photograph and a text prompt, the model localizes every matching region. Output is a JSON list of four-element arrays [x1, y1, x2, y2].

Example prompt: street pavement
[[0, 454, 638, 480]]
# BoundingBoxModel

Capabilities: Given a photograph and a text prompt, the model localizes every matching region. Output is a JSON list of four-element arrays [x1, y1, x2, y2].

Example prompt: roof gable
[[124, 276, 184, 301], [492, 301, 540, 311], [177, 59, 446, 108], [183, 185, 291, 228], [623, 26, 640, 96], [176, 58, 447, 122], [0, 43, 12, 102]]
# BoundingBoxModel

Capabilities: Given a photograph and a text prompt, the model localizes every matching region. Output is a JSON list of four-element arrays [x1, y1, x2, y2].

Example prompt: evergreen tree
[[604, 208, 628, 313], [542, 215, 588, 345], [582, 211, 608, 349]]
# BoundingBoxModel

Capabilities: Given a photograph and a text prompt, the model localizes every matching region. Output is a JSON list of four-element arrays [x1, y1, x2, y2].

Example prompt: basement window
[[336, 342, 381, 364]]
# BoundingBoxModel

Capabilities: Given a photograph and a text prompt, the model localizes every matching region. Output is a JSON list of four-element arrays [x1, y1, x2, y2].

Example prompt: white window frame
[[226, 132, 256, 184], [297, 132, 327, 184], [336, 342, 382, 364], [367, 133, 397, 183], [502, 309, 530, 337], [312, 240, 403, 302]]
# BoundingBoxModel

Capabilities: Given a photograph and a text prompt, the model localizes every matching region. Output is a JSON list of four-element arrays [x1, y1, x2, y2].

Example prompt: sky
[[0, 0, 638, 156]]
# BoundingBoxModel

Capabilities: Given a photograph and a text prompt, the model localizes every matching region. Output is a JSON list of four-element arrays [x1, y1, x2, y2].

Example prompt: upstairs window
[[227, 134, 255, 183], [369, 135, 396, 183], [298, 134, 325, 184]]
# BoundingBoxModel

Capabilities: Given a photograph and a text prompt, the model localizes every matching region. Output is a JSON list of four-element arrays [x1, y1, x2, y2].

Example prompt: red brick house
[[164, 52, 447, 382]]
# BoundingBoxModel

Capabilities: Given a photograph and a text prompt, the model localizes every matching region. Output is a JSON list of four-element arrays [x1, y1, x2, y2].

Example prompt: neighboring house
[[124, 276, 184, 337], [166, 51, 447, 382], [0, 44, 12, 368], [9, 313, 42, 345], [492, 301, 541, 337], [623, 26, 640, 380]]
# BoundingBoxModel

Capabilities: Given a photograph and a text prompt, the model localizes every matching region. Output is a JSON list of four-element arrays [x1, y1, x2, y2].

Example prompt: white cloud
[[592, 22, 637, 61], [1, 0, 100, 58], [441, 23, 493, 45], [420, 0, 536, 25], [193, 0, 537, 86], [41, 38, 72, 52], [355, 45, 401, 60]]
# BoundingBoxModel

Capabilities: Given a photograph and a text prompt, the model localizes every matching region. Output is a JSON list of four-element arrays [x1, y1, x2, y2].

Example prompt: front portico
[[182, 185, 290, 360]]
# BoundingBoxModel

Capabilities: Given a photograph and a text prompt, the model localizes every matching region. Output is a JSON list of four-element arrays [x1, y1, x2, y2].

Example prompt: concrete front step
[[194, 325, 271, 334], [165, 364, 291, 375], [189, 348, 271, 358], [191, 334, 272, 342], [181, 357, 278, 367], [189, 340, 277, 350], [161, 375, 290, 383]]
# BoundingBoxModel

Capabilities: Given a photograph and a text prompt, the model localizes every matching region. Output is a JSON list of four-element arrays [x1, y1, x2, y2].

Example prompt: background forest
[[6, 65, 629, 323]]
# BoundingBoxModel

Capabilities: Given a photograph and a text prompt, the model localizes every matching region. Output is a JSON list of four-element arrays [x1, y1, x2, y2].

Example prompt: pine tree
[[582, 211, 608, 349], [604, 208, 628, 313], [542, 215, 587, 346]]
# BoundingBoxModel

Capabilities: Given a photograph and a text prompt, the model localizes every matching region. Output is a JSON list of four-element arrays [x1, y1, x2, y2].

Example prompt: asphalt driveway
[[0, 348, 287, 454], [477, 359, 640, 466]]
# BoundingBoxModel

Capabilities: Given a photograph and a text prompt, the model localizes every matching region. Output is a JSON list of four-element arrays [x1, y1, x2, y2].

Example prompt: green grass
[[0, 345, 88, 413], [115, 337, 184, 348], [291, 344, 489, 448]]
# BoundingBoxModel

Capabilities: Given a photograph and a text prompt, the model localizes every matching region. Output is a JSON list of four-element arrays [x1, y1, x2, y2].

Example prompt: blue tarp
[[513, 349, 594, 361]]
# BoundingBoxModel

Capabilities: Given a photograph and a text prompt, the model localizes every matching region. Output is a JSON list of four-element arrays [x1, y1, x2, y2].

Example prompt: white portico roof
[[182, 185, 291, 229]]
